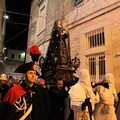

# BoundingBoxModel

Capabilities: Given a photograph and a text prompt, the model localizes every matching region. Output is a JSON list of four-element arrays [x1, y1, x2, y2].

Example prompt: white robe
[[94, 86, 117, 120], [69, 82, 98, 120]]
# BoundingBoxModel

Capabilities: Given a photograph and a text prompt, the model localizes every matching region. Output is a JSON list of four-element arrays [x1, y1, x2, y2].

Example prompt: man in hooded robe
[[94, 73, 117, 120], [69, 69, 99, 120]]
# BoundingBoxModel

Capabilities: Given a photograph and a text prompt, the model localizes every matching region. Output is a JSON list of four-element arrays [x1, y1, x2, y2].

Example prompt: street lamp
[[3, 15, 9, 19], [4, 57, 7, 61]]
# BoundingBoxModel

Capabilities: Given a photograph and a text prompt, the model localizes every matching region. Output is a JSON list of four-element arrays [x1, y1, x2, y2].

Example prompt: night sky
[[5, 0, 31, 50]]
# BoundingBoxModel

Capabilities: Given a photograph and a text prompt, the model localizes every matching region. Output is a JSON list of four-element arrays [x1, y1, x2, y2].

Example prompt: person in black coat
[[49, 78, 68, 120], [0, 62, 50, 120]]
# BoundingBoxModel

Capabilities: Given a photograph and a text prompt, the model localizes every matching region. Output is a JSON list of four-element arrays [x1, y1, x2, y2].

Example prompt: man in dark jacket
[[49, 78, 68, 120], [0, 62, 50, 120]]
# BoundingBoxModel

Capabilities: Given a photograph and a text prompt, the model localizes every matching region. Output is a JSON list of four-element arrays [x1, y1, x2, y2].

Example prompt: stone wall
[[27, 0, 120, 92]]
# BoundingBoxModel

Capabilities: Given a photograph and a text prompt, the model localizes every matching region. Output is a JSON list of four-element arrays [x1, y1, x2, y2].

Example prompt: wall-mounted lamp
[[3, 15, 9, 19], [4, 57, 7, 61], [3, 47, 7, 53]]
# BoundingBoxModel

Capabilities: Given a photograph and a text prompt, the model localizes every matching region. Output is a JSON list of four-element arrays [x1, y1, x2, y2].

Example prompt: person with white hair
[[94, 73, 117, 120], [36, 78, 47, 89], [0, 73, 11, 108], [0, 74, 10, 100], [0, 73, 8, 84], [69, 69, 99, 120]]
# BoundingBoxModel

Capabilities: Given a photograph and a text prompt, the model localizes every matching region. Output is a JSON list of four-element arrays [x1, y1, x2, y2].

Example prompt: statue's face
[[57, 20, 62, 28]]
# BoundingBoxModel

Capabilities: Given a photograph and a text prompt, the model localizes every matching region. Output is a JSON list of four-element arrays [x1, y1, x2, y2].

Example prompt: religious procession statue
[[40, 19, 78, 84]]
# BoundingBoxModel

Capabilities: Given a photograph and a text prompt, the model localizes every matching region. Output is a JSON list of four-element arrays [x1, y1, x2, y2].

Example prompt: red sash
[[3, 84, 26, 105]]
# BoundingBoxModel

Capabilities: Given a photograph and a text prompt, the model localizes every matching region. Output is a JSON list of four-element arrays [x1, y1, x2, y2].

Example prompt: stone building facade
[[0, 0, 6, 74], [27, 0, 120, 92], [4, 49, 25, 80]]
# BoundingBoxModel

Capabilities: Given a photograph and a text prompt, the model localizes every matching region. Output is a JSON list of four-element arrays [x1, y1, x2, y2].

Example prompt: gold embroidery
[[101, 104, 110, 114], [14, 97, 27, 113], [33, 62, 37, 71], [77, 111, 88, 120]]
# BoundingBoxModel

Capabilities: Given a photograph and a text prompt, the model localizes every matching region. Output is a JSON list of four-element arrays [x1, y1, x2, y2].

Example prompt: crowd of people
[[0, 66, 120, 120], [0, 62, 50, 120], [0, 19, 120, 120], [0, 74, 19, 108]]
